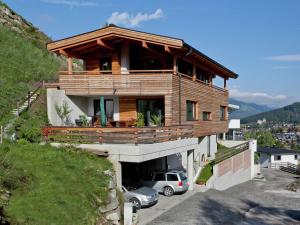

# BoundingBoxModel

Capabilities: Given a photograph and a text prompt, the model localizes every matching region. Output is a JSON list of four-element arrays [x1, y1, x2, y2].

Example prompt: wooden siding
[[172, 73, 229, 135], [58, 73, 173, 96], [119, 96, 137, 121]]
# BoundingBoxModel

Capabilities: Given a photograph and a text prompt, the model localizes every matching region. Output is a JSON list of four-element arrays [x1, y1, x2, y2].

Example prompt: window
[[202, 111, 212, 121], [295, 155, 298, 160], [186, 101, 198, 121], [100, 57, 112, 71], [196, 67, 210, 84], [178, 59, 193, 77], [137, 99, 164, 126], [274, 155, 281, 161], [220, 106, 227, 121], [167, 174, 178, 181], [154, 173, 165, 181]]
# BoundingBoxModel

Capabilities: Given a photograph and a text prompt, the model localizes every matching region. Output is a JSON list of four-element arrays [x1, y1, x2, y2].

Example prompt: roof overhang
[[47, 25, 238, 79]]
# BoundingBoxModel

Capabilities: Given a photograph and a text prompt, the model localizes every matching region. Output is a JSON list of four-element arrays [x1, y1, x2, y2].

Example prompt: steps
[[10, 92, 40, 116], [276, 162, 300, 175]]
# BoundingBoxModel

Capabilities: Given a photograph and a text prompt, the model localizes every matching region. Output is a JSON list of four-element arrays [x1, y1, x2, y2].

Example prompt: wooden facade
[[46, 25, 238, 138]]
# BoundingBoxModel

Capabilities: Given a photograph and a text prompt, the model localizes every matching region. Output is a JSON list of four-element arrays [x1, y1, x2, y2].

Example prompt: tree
[[55, 101, 72, 126]]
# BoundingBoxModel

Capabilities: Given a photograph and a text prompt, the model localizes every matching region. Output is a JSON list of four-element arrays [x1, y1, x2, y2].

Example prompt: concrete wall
[[207, 140, 256, 191], [47, 88, 89, 126], [47, 88, 121, 125], [228, 119, 240, 129]]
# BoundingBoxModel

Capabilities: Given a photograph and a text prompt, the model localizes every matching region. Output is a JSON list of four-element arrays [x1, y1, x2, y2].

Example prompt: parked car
[[140, 171, 189, 197], [122, 185, 159, 209]]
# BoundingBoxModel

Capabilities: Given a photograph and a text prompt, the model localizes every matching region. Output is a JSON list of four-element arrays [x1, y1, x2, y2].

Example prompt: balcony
[[42, 125, 194, 144], [58, 70, 173, 96]]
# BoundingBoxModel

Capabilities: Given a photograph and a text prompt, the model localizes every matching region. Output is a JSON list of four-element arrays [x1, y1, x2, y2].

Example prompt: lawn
[[0, 143, 112, 225]]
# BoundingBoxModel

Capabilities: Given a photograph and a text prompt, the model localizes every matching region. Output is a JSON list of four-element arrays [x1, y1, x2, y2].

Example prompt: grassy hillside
[[242, 102, 300, 124], [229, 98, 272, 119], [0, 24, 60, 124], [0, 143, 112, 225]]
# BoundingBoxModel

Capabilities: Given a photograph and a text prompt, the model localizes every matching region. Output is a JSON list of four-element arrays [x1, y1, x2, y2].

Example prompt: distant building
[[258, 147, 300, 167], [257, 118, 266, 125], [221, 104, 241, 141]]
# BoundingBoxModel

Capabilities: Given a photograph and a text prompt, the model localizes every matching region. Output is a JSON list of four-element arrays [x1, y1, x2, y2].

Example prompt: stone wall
[[97, 170, 121, 225]]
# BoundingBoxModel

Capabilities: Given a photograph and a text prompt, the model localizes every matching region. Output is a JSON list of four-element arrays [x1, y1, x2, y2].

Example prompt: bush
[[197, 163, 213, 184]]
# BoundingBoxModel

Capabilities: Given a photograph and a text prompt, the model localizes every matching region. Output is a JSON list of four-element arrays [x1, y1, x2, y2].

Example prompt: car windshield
[[179, 172, 187, 181]]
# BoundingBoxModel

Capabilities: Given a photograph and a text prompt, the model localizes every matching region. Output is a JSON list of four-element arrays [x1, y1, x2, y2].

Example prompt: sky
[[3, 0, 300, 108]]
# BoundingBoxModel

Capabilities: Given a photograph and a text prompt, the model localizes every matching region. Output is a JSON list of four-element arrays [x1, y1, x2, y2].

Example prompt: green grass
[[0, 24, 60, 125], [0, 143, 112, 225], [197, 163, 213, 184]]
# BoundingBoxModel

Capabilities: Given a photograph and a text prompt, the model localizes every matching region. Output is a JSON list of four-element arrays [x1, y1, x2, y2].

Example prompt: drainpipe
[[178, 47, 193, 125]]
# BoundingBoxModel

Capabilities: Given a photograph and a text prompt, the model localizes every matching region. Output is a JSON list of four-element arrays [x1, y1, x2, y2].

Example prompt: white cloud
[[107, 8, 164, 27], [41, 0, 98, 7], [266, 54, 300, 62], [229, 88, 295, 107]]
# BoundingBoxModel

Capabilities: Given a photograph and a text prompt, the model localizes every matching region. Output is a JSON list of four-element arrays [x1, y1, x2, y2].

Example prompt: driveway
[[146, 169, 300, 225]]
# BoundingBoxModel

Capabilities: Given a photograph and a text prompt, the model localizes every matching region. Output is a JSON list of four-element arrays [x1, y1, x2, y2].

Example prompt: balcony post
[[187, 149, 194, 190], [67, 56, 73, 75], [173, 56, 177, 75], [192, 65, 196, 81], [224, 78, 227, 89]]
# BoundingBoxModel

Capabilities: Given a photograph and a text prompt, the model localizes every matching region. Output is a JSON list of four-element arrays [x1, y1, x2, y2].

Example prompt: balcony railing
[[42, 125, 194, 144]]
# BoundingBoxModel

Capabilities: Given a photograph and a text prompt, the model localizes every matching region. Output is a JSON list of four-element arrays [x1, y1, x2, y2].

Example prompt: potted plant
[[150, 114, 162, 127], [134, 113, 145, 127]]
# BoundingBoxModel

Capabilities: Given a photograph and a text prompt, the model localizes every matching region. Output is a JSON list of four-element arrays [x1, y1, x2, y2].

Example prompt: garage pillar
[[113, 161, 122, 189], [187, 149, 194, 191]]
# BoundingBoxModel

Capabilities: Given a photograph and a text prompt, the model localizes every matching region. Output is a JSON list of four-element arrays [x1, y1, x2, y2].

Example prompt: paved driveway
[[147, 169, 300, 225]]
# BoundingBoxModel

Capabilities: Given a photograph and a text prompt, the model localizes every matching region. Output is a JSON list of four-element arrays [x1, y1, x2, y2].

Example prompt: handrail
[[42, 125, 194, 144], [59, 69, 174, 75]]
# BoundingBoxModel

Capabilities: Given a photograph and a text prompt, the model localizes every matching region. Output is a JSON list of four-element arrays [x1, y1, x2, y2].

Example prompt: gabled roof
[[258, 147, 300, 155], [47, 25, 238, 79]]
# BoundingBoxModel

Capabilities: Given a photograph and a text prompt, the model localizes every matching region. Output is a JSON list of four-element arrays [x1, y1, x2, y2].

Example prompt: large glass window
[[137, 99, 164, 126], [178, 59, 193, 77], [94, 99, 114, 120], [186, 100, 197, 121], [196, 67, 210, 84]]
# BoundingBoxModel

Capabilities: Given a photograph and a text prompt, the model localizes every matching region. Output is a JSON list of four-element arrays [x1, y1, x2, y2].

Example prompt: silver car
[[122, 186, 159, 209], [141, 171, 189, 197]]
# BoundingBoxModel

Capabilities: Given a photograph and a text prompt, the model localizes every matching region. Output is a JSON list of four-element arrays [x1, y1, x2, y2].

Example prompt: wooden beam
[[67, 57, 73, 75], [224, 78, 228, 89], [58, 48, 81, 59], [142, 40, 148, 48], [97, 38, 114, 50], [164, 45, 171, 53]]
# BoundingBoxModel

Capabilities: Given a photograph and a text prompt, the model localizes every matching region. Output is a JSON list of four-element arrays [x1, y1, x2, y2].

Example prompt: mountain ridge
[[241, 102, 300, 124], [229, 98, 273, 119]]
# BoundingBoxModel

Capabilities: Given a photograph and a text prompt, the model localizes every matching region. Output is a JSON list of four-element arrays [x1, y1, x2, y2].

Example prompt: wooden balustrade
[[42, 125, 194, 144]]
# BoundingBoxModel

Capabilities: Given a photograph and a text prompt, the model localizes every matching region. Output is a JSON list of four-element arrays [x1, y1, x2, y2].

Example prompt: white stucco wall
[[270, 153, 300, 165], [47, 88, 89, 126], [228, 119, 240, 129]]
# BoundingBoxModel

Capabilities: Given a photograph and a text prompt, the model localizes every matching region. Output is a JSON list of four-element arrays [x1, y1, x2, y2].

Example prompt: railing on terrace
[[42, 125, 194, 145], [58, 70, 227, 93]]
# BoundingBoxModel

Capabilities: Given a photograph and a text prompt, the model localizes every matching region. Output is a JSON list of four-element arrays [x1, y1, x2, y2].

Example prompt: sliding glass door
[[137, 99, 164, 126]]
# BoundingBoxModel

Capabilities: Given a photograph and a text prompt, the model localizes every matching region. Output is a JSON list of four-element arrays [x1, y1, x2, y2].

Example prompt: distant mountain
[[229, 98, 273, 119], [241, 102, 300, 124]]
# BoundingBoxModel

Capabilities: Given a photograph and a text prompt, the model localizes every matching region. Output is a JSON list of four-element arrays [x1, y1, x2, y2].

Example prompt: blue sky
[[4, 0, 300, 107]]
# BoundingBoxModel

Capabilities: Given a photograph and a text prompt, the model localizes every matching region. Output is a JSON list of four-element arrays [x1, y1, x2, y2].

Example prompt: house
[[43, 25, 239, 189], [219, 104, 241, 141], [258, 147, 300, 167]]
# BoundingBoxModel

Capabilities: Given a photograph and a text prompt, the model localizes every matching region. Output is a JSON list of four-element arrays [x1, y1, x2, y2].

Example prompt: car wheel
[[130, 197, 141, 210], [163, 186, 174, 197]]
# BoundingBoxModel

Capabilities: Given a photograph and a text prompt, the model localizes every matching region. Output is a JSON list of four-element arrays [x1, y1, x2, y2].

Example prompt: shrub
[[197, 163, 213, 184]]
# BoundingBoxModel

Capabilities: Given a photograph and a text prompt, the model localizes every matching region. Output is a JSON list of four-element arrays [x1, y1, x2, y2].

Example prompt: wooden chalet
[[43, 25, 238, 144]]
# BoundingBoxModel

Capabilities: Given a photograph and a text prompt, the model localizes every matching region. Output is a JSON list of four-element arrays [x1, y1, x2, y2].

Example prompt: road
[[146, 169, 300, 225]]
